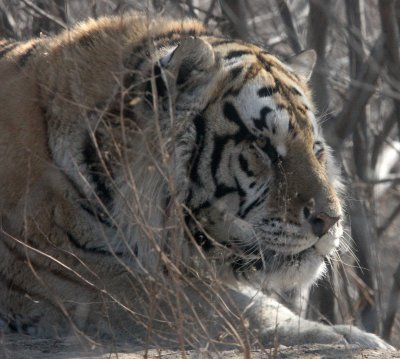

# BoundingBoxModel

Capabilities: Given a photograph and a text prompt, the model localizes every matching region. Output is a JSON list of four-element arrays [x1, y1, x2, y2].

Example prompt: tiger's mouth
[[229, 229, 340, 274], [230, 243, 319, 274], [192, 205, 341, 273]]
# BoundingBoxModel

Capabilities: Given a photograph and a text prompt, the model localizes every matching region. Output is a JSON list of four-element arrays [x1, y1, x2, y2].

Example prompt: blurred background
[[1, 0, 399, 347]]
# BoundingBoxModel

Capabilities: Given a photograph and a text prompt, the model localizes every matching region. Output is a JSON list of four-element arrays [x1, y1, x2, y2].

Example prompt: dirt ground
[[1, 334, 399, 359]]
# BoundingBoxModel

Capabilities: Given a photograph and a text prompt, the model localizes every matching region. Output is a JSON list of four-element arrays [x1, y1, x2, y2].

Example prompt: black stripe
[[260, 137, 279, 163], [153, 28, 209, 43], [82, 134, 113, 206], [224, 50, 252, 60], [210, 39, 237, 47], [144, 64, 168, 106], [211, 135, 230, 181], [223, 102, 252, 143], [253, 106, 272, 131], [234, 176, 246, 197], [55, 160, 115, 229], [215, 183, 236, 198], [238, 154, 254, 177], [288, 119, 294, 133], [230, 66, 243, 79], [17, 43, 38, 67], [185, 188, 193, 205], [239, 187, 269, 218], [177, 62, 191, 85], [256, 54, 272, 72], [241, 187, 269, 218], [0, 42, 18, 59], [78, 34, 95, 48], [78, 202, 115, 228], [189, 115, 207, 184], [66, 231, 123, 256], [291, 86, 301, 96], [191, 200, 211, 214], [258, 86, 277, 97], [154, 64, 167, 96], [223, 86, 242, 98]]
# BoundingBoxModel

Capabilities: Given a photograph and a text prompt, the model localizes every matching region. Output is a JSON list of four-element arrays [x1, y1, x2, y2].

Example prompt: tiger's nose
[[308, 212, 340, 237]]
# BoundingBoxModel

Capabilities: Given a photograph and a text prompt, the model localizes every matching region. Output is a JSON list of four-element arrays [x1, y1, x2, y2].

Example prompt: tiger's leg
[[227, 285, 394, 350]]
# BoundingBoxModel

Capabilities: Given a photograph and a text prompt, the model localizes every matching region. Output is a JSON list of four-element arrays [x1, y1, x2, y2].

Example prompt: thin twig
[[363, 175, 400, 185], [21, 0, 67, 30]]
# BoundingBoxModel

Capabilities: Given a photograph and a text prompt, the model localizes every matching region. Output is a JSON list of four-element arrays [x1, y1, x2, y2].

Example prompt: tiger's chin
[[234, 232, 341, 293]]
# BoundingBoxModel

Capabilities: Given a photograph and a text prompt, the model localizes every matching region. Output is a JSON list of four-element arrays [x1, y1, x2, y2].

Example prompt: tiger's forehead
[[234, 74, 318, 143], [213, 43, 319, 148]]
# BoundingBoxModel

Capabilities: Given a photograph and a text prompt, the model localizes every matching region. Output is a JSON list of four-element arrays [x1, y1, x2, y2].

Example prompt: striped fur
[[0, 12, 392, 349]]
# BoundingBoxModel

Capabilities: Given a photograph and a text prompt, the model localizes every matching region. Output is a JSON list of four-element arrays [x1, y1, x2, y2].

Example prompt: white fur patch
[[235, 77, 290, 147], [159, 45, 178, 66], [276, 143, 287, 157]]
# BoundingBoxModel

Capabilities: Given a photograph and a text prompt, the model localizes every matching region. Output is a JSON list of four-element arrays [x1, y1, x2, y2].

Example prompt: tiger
[[0, 12, 393, 351]]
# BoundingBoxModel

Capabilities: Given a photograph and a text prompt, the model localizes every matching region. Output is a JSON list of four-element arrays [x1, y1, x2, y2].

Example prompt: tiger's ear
[[160, 37, 216, 85], [285, 49, 316, 80]]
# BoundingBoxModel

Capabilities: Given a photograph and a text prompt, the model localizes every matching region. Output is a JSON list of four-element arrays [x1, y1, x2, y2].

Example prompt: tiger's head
[[155, 37, 343, 290]]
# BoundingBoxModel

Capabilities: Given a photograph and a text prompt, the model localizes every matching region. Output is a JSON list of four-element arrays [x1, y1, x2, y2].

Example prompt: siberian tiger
[[0, 12, 393, 350]]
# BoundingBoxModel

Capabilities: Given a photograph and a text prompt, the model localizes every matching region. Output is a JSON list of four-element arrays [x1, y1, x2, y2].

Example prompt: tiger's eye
[[254, 137, 279, 163], [256, 138, 267, 148]]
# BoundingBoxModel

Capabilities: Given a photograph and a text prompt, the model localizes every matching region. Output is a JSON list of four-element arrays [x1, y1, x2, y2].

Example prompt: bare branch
[[378, 203, 400, 237], [379, 0, 400, 139], [307, 0, 330, 114], [349, 186, 379, 332], [274, 0, 302, 53], [345, 0, 370, 179], [219, 0, 249, 41], [382, 262, 400, 339], [203, 0, 217, 25], [0, 2, 16, 38], [371, 109, 397, 168], [345, 0, 365, 77], [329, 36, 385, 151]]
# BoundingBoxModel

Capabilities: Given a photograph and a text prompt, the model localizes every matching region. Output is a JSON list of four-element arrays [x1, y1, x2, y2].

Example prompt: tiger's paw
[[332, 325, 395, 350]]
